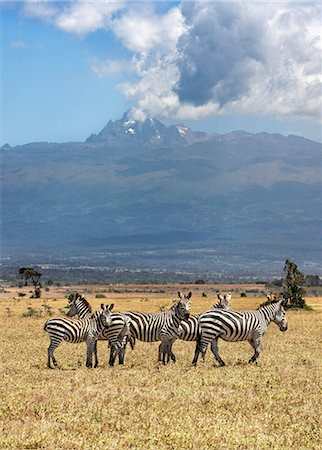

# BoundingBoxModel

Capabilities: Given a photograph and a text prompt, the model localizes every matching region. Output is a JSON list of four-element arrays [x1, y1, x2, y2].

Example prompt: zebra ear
[[217, 293, 224, 300], [187, 292, 192, 300], [109, 303, 114, 311], [100, 303, 105, 310], [281, 298, 288, 307], [177, 292, 183, 299]]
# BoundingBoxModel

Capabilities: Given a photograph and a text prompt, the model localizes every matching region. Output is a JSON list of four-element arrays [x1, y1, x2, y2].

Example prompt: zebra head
[[100, 303, 114, 327], [273, 298, 288, 332], [66, 292, 85, 317], [175, 292, 192, 320], [215, 292, 231, 309]]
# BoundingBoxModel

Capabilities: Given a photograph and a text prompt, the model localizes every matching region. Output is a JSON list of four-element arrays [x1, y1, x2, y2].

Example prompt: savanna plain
[[0, 284, 321, 449]]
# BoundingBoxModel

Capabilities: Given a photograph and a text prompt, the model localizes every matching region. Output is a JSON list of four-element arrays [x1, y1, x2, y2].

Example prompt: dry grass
[[0, 285, 321, 449]]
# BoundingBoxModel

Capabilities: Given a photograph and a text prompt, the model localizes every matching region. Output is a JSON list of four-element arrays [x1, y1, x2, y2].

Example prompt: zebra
[[192, 296, 288, 367], [110, 292, 191, 365], [167, 292, 232, 362], [66, 293, 132, 367], [44, 303, 115, 369]]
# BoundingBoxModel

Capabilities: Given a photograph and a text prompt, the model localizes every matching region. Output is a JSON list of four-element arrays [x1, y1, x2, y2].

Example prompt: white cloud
[[22, 1, 322, 123], [23, 1, 125, 36], [23, 1, 58, 22], [55, 1, 124, 37]]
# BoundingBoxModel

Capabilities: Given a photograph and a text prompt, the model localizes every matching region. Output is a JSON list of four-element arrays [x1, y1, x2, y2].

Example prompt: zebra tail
[[44, 320, 49, 332]]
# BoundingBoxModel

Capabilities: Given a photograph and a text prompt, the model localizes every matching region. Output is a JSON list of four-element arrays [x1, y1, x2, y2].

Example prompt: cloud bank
[[23, 1, 322, 122]]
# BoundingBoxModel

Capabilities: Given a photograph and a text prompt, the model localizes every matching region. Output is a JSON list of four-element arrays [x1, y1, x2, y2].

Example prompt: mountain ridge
[[1, 112, 321, 276]]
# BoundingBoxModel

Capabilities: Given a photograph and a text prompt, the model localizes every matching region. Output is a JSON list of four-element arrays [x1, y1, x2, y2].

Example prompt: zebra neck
[[170, 310, 182, 327], [258, 303, 279, 326], [75, 299, 92, 318], [92, 311, 106, 332]]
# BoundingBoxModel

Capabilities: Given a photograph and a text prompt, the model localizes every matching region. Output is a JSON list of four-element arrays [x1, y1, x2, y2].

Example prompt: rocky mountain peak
[[86, 111, 212, 147]]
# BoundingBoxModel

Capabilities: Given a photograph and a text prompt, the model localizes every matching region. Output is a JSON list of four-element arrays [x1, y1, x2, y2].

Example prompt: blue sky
[[1, 1, 321, 145]]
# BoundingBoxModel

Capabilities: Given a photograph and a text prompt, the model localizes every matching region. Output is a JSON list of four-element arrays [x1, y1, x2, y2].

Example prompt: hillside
[[1, 113, 321, 276]]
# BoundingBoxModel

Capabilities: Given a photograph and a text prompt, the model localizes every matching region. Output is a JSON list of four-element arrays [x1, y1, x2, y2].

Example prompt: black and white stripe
[[192, 297, 288, 366], [168, 292, 231, 361], [119, 292, 191, 364], [66, 293, 131, 367], [44, 303, 114, 368]]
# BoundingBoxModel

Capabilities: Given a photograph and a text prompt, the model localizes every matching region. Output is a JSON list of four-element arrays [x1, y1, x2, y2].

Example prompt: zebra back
[[66, 293, 130, 347], [179, 293, 231, 341], [125, 293, 191, 342], [44, 305, 113, 343], [198, 298, 287, 343]]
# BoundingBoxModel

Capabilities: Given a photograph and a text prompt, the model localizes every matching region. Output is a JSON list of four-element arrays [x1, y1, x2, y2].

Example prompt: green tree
[[282, 259, 306, 308], [19, 267, 42, 299], [19, 267, 42, 287]]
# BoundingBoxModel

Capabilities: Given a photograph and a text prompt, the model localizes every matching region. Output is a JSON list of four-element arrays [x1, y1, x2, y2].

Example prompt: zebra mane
[[258, 298, 281, 309], [74, 294, 93, 313]]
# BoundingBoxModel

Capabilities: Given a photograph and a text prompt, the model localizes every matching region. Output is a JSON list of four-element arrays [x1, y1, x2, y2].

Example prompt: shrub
[[22, 307, 43, 318]]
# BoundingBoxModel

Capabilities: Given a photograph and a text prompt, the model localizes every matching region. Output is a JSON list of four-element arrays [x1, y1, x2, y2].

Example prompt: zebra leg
[[94, 341, 99, 368], [86, 337, 97, 368], [192, 337, 208, 366], [201, 343, 208, 362], [210, 338, 225, 366], [192, 339, 202, 366], [118, 346, 125, 365], [158, 341, 170, 365], [169, 340, 176, 363], [47, 336, 62, 369], [109, 345, 117, 367], [158, 342, 166, 364], [248, 335, 261, 364], [117, 336, 128, 365]]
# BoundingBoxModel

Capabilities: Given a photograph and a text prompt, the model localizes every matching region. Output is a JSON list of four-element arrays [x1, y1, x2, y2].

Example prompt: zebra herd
[[44, 292, 288, 369]]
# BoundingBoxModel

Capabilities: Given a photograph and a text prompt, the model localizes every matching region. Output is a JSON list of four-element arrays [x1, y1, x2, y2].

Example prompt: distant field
[[0, 285, 321, 449]]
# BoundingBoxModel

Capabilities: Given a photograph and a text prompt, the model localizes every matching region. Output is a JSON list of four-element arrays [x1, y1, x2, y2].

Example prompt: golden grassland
[[0, 285, 321, 449]]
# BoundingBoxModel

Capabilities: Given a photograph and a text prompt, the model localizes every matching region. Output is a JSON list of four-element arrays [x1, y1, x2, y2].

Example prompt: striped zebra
[[168, 292, 231, 362], [192, 296, 288, 366], [110, 292, 191, 365], [66, 293, 132, 367], [44, 303, 114, 369]]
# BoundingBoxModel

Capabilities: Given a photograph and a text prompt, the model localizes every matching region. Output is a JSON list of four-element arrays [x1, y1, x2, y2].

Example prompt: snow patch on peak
[[123, 119, 135, 127], [176, 125, 189, 136]]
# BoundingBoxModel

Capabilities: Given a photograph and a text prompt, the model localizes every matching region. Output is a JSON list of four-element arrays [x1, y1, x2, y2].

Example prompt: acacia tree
[[19, 267, 42, 287], [282, 259, 306, 308], [19, 267, 42, 298]]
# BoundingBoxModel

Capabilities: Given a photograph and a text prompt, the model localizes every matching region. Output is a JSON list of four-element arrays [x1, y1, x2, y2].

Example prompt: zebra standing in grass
[[44, 303, 114, 369], [66, 293, 132, 367], [109, 292, 191, 365], [192, 297, 288, 367], [167, 292, 232, 362]]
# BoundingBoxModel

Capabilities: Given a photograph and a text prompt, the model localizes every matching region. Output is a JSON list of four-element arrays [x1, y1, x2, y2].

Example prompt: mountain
[[1, 113, 321, 276], [86, 111, 211, 147]]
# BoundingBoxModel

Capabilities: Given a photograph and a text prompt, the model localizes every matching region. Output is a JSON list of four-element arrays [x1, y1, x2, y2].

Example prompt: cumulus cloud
[[23, 1, 125, 36], [118, 2, 322, 122], [22, 1, 322, 122], [55, 1, 124, 36]]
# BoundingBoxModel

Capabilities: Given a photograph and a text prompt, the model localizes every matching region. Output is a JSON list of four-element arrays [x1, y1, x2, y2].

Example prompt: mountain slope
[[1, 114, 321, 275]]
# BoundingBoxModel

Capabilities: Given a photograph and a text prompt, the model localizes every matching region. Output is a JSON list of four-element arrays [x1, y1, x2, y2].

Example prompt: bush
[[22, 307, 43, 318]]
